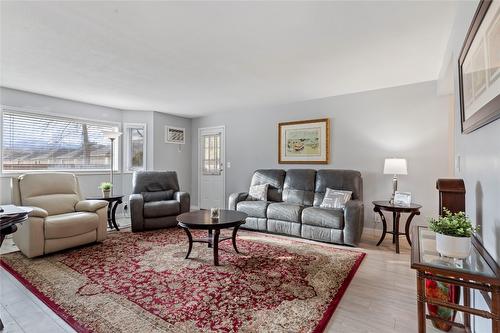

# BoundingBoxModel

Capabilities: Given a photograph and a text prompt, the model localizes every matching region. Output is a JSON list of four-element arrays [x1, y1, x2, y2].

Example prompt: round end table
[[86, 195, 124, 231], [372, 200, 422, 253]]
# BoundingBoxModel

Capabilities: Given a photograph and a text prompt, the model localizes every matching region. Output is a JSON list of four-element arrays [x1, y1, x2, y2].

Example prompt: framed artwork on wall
[[278, 118, 329, 164], [459, 0, 500, 134]]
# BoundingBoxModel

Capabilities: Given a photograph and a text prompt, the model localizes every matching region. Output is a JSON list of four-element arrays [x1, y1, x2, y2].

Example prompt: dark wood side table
[[372, 200, 422, 253], [86, 195, 123, 231], [411, 226, 500, 333], [0, 205, 32, 330], [176, 210, 248, 266]]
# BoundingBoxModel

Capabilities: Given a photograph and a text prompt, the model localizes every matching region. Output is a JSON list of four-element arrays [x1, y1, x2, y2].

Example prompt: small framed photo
[[394, 191, 412, 207]]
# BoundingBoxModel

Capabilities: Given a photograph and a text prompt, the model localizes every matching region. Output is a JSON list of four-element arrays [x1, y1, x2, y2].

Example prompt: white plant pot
[[435, 233, 471, 259]]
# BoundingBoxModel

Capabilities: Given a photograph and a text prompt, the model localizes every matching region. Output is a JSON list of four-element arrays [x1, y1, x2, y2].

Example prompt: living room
[[0, 1, 499, 333]]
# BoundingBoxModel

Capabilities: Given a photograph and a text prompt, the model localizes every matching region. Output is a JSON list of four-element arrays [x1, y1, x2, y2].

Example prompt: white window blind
[[2, 111, 119, 172]]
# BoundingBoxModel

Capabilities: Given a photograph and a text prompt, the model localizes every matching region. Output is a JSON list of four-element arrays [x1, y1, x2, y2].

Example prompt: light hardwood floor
[[0, 220, 462, 333]]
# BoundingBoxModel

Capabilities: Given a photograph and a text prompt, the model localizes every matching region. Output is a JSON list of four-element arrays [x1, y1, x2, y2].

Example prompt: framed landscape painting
[[278, 118, 329, 164], [459, 0, 500, 133]]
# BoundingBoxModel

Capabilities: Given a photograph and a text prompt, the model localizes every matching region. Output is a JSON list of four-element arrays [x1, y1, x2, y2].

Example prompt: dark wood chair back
[[436, 179, 466, 215]]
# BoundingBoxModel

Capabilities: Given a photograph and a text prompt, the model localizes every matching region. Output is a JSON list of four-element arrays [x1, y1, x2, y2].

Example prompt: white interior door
[[199, 126, 225, 210]]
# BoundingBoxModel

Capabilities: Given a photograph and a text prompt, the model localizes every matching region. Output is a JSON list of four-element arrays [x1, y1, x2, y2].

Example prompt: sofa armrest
[[12, 216, 45, 258], [27, 206, 49, 218], [343, 199, 364, 246], [228, 192, 248, 211], [129, 194, 145, 232], [174, 192, 190, 214], [75, 200, 108, 213]]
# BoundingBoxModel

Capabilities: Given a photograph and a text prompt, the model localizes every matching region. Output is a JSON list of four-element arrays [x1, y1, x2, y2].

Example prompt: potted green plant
[[99, 182, 113, 198], [429, 209, 479, 259]]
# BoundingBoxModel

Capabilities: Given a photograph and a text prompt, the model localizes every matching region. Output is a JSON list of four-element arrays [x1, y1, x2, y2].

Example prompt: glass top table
[[411, 226, 499, 283], [411, 226, 500, 333]]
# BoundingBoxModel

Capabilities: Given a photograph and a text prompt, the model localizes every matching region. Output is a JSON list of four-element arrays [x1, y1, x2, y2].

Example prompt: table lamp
[[384, 158, 407, 204], [103, 130, 122, 195]]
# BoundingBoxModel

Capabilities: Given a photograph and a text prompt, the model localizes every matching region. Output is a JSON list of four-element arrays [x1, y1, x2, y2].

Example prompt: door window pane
[[202, 133, 221, 175]]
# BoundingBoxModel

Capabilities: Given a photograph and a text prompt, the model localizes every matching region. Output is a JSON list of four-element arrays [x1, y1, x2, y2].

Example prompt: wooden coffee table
[[176, 210, 247, 266]]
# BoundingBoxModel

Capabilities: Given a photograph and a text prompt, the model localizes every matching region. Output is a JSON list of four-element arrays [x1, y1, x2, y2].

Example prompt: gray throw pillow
[[247, 184, 269, 201], [320, 188, 352, 209], [142, 190, 174, 202]]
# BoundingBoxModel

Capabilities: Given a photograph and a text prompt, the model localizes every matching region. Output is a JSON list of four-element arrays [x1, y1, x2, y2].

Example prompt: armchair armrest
[[174, 192, 190, 213], [75, 200, 108, 213], [12, 213, 45, 258], [27, 206, 49, 218], [228, 192, 248, 211], [343, 199, 364, 246], [129, 194, 145, 232]]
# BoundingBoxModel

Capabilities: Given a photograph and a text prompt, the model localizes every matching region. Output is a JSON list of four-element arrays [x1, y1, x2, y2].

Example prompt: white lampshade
[[384, 158, 408, 175], [103, 130, 122, 140]]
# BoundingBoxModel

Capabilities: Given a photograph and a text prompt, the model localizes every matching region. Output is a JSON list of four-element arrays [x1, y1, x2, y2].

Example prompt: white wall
[[445, 1, 498, 332], [119, 110, 155, 202], [152, 111, 192, 192], [0, 87, 192, 207], [191, 80, 452, 229]]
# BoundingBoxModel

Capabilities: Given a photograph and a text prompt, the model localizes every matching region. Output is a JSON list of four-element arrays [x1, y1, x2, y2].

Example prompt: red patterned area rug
[[0, 228, 365, 333]]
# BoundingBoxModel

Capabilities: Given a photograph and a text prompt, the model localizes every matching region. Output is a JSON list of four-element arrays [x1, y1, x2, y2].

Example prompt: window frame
[[123, 122, 147, 173], [0, 105, 122, 176]]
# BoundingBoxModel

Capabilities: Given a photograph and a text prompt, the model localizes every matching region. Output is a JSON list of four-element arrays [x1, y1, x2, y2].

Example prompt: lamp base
[[390, 175, 398, 204]]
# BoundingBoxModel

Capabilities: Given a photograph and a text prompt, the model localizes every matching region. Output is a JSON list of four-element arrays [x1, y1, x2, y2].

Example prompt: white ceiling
[[1, 1, 457, 117]]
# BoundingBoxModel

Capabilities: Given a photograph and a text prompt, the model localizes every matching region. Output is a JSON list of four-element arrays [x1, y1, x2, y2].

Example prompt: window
[[1, 110, 119, 172], [202, 133, 221, 175], [124, 123, 146, 172]]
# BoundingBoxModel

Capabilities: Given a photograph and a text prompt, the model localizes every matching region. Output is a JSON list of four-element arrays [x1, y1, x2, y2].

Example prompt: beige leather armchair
[[11, 173, 109, 258]]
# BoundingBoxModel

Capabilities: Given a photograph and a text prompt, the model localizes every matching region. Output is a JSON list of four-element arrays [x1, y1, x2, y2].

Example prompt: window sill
[[0, 170, 122, 178]]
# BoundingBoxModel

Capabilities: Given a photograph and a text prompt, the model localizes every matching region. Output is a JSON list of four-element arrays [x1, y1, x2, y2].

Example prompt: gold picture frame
[[278, 118, 330, 164]]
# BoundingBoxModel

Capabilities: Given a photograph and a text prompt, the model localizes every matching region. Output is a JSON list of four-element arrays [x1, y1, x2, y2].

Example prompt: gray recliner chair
[[129, 171, 190, 232]]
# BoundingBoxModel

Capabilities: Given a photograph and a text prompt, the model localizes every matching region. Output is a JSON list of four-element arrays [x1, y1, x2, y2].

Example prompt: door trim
[[198, 125, 226, 209]]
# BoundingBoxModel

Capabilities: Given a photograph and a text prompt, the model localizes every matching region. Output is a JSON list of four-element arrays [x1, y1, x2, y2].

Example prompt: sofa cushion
[[45, 212, 99, 239], [314, 170, 363, 206], [250, 169, 286, 202], [236, 200, 270, 218], [267, 202, 304, 223], [144, 200, 180, 218], [133, 171, 180, 194], [19, 173, 80, 215], [282, 169, 316, 206], [142, 190, 174, 202], [301, 207, 344, 229]]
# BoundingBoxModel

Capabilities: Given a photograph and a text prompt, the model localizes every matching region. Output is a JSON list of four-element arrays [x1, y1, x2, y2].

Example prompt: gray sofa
[[228, 169, 364, 246], [130, 171, 190, 232]]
